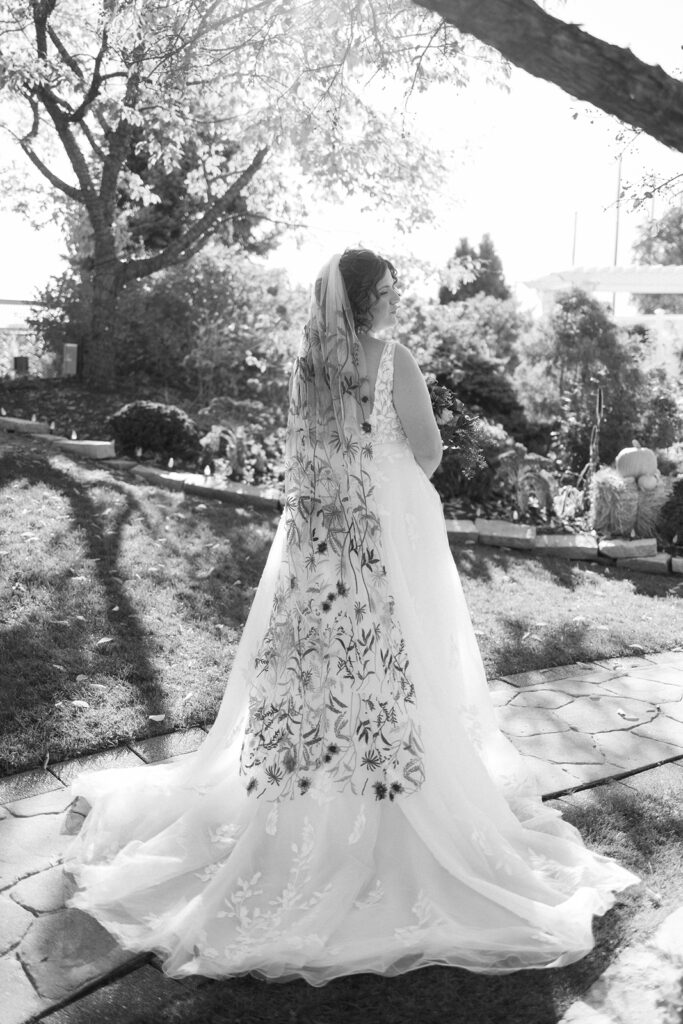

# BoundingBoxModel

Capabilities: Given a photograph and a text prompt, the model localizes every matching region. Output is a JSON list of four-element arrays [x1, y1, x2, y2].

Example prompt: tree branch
[[412, 0, 683, 153], [119, 146, 269, 283]]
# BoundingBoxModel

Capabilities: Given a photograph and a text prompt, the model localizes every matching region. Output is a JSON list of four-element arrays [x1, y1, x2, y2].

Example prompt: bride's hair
[[338, 248, 397, 333]]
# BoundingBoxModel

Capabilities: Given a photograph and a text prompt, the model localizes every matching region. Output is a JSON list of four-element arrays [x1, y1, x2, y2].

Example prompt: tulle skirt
[[64, 441, 639, 984]]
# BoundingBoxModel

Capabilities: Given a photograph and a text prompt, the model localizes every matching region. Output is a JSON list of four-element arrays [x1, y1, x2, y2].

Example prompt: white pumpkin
[[636, 473, 659, 491], [615, 443, 657, 478]]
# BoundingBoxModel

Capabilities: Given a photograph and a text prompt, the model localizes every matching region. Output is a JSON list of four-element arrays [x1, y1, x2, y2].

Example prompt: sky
[[1, 0, 683, 322]]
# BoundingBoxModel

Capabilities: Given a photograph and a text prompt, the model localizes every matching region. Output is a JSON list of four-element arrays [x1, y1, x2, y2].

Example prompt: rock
[[598, 537, 657, 560], [444, 518, 478, 544], [671, 556, 683, 574], [616, 553, 671, 574], [10, 865, 68, 914], [19, 909, 134, 1000], [474, 518, 536, 550], [0, 897, 33, 955], [0, 955, 46, 1024], [55, 440, 116, 459], [534, 534, 598, 560]]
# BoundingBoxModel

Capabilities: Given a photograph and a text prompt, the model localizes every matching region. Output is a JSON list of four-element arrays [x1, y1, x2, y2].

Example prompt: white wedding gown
[[64, 341, 639, 984]]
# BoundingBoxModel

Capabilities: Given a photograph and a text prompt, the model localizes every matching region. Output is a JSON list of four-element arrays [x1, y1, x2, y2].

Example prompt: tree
[[633, 206, 683, 314], [0, 0, 472, 389], [412, 0, 683, 154], [439, 233, 510, 303], [513, 288, 679, 472]]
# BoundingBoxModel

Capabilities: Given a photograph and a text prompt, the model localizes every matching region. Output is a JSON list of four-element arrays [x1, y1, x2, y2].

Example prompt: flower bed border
[[3, 414, 682, 576]]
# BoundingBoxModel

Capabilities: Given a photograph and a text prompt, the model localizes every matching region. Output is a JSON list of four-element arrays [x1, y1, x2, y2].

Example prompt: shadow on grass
[[0, 446, 166, 766], [453, 540, 682, 601]]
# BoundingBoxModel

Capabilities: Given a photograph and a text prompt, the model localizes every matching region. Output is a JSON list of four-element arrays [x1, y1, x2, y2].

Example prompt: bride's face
[[368, 268, 400, 333]]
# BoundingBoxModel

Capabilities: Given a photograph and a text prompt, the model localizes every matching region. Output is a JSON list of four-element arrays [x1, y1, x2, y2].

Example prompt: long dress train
[[64, 340, 639, 984]]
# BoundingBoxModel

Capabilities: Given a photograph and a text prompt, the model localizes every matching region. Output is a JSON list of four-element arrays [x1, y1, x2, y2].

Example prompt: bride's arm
[[392, 343, 443, 478]]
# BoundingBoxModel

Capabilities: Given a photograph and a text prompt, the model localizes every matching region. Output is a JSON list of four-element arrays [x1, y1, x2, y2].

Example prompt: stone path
[[1, 652, 682, 1023]]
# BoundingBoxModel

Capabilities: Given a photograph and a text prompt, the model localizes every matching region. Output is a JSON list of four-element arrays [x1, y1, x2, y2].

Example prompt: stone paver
[[4, 788, 73, 818], [495, 706, 571, 737], [598, 674, 683, 704], [49, 746, 146, 785], [37, 964, 188, 1023], [0, 770, 64, 805], [0, 955, 47, 1024], [592, 730, 683, 771], [128, 726, 207, 763], [0, 898, 34, 955], [511, 729, 606, 765], [554, 695, 658, 733], [0, 813, 71, 891], [509, 688, 573, 710], [19, 909, 135, 1001], [10, 865, 68, 914]]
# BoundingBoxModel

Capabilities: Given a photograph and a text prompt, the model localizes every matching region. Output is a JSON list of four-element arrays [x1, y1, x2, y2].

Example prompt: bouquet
[[425, 374, 486, 479]]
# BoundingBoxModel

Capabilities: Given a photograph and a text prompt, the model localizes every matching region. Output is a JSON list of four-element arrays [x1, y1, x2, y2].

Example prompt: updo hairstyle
[[338, 248, 398, 334]]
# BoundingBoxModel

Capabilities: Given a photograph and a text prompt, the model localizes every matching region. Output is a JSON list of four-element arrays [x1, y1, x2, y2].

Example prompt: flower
[[373, 781, 388, 800], [298, 777, 311, 794], [361, 421, 372, 433], [436, 409, 454, 426]]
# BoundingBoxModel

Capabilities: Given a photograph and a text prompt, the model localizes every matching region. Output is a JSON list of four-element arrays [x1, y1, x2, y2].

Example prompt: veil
[[239, 255, 425, 802]]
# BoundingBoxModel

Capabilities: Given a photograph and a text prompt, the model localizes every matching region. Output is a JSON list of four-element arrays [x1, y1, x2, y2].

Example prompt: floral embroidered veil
[[238, 254, 425, 802]]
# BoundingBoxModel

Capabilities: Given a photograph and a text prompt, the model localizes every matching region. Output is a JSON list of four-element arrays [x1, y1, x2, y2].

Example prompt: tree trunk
[[413, 0, 683, 153], [83, 254, 119, 391]]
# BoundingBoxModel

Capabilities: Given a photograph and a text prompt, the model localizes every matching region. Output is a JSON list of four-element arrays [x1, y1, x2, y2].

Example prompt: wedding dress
[[65, 303, 639, 986]]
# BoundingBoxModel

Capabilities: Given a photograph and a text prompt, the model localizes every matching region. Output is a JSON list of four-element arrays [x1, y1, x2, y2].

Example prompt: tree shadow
[[0, 446, 166, 763]]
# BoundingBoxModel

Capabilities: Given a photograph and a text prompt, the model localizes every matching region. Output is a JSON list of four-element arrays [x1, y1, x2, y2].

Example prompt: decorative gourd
[[637, 473, 659, 492], [615, 440, 657, 479]]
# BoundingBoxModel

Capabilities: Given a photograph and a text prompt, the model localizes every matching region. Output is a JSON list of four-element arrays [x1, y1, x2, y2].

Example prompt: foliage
[[656, 478, 683, 546], [108, 401, 202, 460], [31, 244, 305, 402], [514, 288, 683, 477], [632, 205, 683, 314], [1, 0, 490, 386], [439, 234, 510, 304], [200, 423, 286, 486], [495, 444, 558, 515], [426, 377, 486, 479], [434, 415, 514, 504]]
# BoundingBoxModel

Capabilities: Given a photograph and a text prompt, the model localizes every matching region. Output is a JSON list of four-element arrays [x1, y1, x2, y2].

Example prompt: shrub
[[108, 401, 201, 459], [657, 477, 683, 544], [433, 417, 513, 504], [495, 443, 558, 515]]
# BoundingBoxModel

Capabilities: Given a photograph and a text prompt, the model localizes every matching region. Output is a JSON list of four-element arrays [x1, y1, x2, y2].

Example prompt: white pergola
[[526, 265, 683, 309]]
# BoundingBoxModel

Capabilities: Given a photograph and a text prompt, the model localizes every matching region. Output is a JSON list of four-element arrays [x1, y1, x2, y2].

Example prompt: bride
[[64, 248, 639, 984]]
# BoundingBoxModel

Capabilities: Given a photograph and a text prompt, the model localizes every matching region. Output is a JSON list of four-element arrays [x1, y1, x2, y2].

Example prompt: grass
[[2, 431, 683, 775]]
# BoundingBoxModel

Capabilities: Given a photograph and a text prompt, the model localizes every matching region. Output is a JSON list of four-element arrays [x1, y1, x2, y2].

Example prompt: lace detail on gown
[[369, 342, 409, 446]]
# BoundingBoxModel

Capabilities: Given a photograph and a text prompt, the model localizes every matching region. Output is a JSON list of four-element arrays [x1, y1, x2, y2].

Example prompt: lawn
[[2, 432, 683, 775]]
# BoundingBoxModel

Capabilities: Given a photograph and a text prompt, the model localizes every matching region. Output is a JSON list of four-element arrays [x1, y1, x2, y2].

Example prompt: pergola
[[525, 265, 683, 313]]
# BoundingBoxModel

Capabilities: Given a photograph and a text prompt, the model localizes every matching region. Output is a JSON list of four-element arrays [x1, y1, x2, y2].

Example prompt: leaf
[[148, 714, 166, 722], [71, 700, 90, 709], [52, 664, 66, 672], [96, 637, 114, 646], [76, 673, 88, 683], [628, 644, 645, 653], [182, 691, 194, 702]]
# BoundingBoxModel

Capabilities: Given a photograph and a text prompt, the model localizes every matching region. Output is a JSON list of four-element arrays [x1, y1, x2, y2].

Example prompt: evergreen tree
[[439, 234, 510, 304]]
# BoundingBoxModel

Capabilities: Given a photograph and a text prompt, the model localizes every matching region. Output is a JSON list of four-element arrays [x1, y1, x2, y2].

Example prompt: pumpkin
[[636, 473, 659, 492], [615, 442, 657, 479]]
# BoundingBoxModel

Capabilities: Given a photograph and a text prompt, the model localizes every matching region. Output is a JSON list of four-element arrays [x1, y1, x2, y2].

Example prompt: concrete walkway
[[1, 652, 683, 1023]]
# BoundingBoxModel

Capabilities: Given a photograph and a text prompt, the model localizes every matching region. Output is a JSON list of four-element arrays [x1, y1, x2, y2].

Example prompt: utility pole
[[612, 152, 623, 313]]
